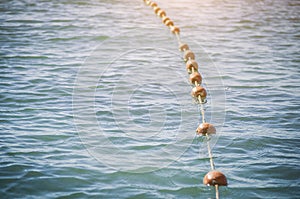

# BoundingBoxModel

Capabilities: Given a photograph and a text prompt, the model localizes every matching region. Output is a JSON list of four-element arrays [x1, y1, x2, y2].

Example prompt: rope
[[175, 33, 182, 45], [215, 184, 220, 199], [206, 134, 215, 170]]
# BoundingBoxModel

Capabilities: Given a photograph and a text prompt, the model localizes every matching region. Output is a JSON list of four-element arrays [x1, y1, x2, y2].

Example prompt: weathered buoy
[[170, 26, 180, 34], [154, 7, 161, 14], [196, 123, 216, 135], [150, 2, 157, 7], [162, 16, 170, 24], [157, 9, 166, 17], [186, 60, 198, 72], [191, 86, 207, 102], [179, 43, 189, 51], [189, 72, 202, 85], [184, 50, 195, 61], [203, 170, 228, 186], [164, 20, 174, 27]]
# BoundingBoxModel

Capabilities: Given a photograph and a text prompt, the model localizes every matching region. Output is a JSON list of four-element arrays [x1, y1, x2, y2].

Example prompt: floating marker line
[[143, 1, 228, 198]]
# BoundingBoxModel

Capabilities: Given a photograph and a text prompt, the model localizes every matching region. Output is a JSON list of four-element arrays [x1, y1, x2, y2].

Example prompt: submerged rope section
[[143, 1, 228, 198]]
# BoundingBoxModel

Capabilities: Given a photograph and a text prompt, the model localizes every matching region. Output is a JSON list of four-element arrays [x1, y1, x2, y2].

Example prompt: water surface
[[1, 0, 299, 198]]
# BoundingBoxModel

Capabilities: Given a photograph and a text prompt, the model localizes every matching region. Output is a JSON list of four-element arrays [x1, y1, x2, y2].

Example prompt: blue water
[[1, 0, 300, 198]]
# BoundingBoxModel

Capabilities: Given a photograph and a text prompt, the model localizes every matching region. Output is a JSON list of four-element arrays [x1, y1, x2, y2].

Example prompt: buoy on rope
[[196, 123, 216, 135], [183, 50, 195, 62], [189, 72, 202, 85], [179, 43, 189, 51], [191, 86, 207, 102], [203, 170, 228, 186], [157, 9, 166, 18], [153, 7, 161, 14], [150, 2, 157, 7], [164, 20, 174, 27], [170, 26, 180, 34], [186, 60, 199, 73], [162, 16, 170, 24]]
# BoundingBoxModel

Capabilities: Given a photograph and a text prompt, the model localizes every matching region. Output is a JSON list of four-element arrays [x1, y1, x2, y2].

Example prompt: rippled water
[[1, 0, 299, 198]]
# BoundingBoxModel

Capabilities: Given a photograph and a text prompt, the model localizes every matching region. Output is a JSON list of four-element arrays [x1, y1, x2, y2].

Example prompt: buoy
[[170, 26, 180, 34], [145, 0, 151, 6], [154, 7, 161, 14], [157, 10, 166, 17], [179, 43, 189, 51], [203, 170, 228, 186], [191, 86, 207, 101], [164, 20, 174, 27], [186, 60, 198, 72], [189, 72, 202, 85], [162, 16, 170, 24], [184, 50, 195, 62], [196, 123, 216, 135], [150, 2, 157, 7]]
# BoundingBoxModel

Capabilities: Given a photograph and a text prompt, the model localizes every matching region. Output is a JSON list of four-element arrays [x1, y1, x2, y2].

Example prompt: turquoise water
[[1, 0, 300, 198]]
